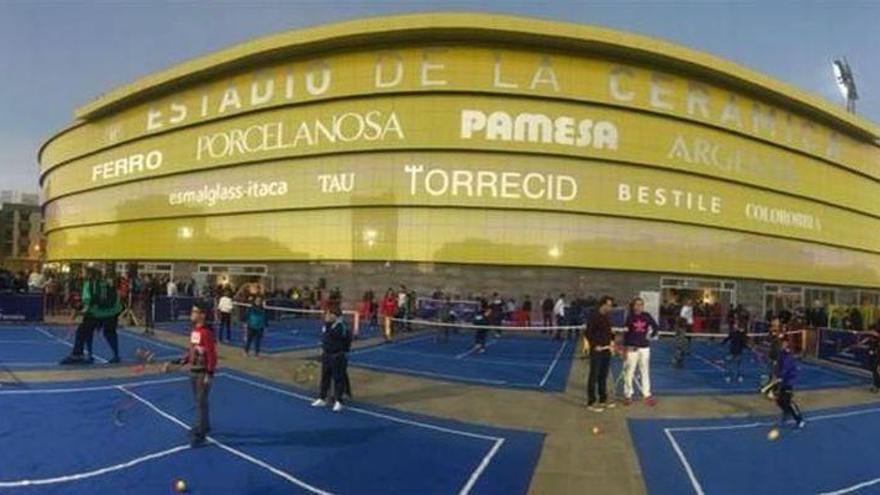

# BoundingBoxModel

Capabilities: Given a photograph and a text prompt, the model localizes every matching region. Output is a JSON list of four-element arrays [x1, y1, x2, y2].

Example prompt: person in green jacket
[[60, 269, 122, 364], [243, 296, 269, 358]]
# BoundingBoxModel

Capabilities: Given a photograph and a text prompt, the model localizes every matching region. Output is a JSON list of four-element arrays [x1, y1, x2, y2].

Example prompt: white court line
[[538, 340, 569, 388], [221, 373, 506, 495], [34, 326, 109, 364], [0, 444, 191, 488], [689, 351, 725, 372], [119, 330, 181, 352], [358, 345, 547, 369], [349, 334, 436, 355], [458, 438, 505, 495], [2, 372, 508, 494], [351, 362, 509, 386], [0, 375, 188, 395], [665, 407, 880, 494], [820, 477, 880, 495], [455, 337, 498, 359], [664, 428, 706, 495], [118, 386, 332, 495]]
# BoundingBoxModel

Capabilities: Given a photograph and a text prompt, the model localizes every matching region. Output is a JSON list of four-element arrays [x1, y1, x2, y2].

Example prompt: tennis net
[[383, 316, 584, 343], [816, 327, 876, 370], [233, 302, 361, 336]]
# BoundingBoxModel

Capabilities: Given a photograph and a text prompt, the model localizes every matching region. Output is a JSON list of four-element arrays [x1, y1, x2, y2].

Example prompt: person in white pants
[[622, 297, 660, 406]]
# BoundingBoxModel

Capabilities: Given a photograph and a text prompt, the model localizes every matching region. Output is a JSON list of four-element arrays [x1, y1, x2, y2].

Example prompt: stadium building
[[39, 13, 880, 317]]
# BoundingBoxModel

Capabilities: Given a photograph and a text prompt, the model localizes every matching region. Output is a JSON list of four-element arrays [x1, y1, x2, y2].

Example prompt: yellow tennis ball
[[591, 426, 600, 435], [173, 479, 187, 492], [767, 428, 780, 441]]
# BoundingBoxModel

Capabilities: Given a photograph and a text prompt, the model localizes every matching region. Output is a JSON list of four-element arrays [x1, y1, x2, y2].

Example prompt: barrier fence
[[0, 293, 45, 322]]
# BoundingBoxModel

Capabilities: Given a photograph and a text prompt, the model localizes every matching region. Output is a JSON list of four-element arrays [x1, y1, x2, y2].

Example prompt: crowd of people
[[4, 265, 880, 447]]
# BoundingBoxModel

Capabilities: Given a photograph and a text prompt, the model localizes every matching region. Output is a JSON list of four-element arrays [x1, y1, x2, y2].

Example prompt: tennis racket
[[760, 377, 780, 396]]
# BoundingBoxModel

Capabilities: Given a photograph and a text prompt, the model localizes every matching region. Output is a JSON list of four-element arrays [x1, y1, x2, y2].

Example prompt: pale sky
[[1, 0, 878, 193]]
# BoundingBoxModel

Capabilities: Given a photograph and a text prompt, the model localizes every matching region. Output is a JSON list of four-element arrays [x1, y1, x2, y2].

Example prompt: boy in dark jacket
[[773, 337, 805, 429], [312, 307, 352, 412], [168, 301, 218, 446]]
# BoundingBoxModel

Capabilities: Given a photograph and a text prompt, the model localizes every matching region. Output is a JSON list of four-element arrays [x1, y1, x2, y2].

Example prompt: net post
[[384, 316, 392, 341], [351, 311, 361, 336]]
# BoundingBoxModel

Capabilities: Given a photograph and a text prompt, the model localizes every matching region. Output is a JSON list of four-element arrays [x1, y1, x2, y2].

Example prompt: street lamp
[[832, 58, 858, 113]]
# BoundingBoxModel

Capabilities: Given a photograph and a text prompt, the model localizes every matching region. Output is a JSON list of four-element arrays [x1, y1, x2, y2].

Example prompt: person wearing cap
[[168, 301, 218, 446], [312, 307, 352, 412]]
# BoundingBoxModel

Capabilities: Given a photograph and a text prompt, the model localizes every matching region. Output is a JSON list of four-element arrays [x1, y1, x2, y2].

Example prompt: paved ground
[[6, 323, 877, 495]]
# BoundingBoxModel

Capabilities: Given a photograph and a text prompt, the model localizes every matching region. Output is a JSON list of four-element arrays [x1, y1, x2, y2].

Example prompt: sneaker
[[587, 404, 604, 413], [737, 376, 744, 383], [332, 401, 344, 412], [725, 376, 732, 383], [59, 355, 84, 365], [600, 401, 616, 409], [311, 399, 327, 407], [795, 420, 806, 429], [644, 396, 657, 407], [621, 398, 633, 406]]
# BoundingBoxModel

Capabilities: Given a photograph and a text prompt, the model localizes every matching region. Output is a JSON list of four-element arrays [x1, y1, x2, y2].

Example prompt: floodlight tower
[[832, 58, 858, 113]]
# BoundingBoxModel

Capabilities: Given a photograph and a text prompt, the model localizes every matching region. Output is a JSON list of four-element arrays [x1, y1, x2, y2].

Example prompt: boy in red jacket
[[168, 301, 217, 447]]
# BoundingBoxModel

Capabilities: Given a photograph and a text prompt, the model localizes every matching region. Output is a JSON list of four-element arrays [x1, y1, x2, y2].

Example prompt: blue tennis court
[[629, 402, 880, 495], [612, 337, 869, 395], [349, 331, 574, 390], [0, 324, 182, 371], [0, 371, 542, 494]]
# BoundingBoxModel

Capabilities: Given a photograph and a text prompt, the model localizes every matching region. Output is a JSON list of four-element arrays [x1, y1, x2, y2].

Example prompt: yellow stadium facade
[[39, 13, 880, 314]]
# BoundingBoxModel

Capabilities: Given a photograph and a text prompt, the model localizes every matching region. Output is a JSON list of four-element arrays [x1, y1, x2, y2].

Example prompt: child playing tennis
[[472, 304, 492, 353], [167, 301, 218, 446], [243, 296, 268, 358], [772, 336, 805, 429], [721, 324, 749, 383]]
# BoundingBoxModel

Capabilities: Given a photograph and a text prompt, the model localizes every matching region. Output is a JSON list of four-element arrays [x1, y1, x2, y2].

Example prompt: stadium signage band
[[44, 207, 880, 288], [41, 95, 880, 221], [44, 154, 880, 254], [40, 46, 879, 178]]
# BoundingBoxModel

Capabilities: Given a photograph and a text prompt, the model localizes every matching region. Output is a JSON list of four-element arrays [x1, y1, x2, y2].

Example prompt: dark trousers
[[71, 314, 99, 356], [775, 385, 803, 423], [219, 312, 232, 341], [190, 372, 211, 438], [542, 312, 552, 333], [244, 327, 264, 355], [869, 354, 880, 389], [475, 328, 488, 347], [102, 315, 120, 359], [319, 352, 347, 402], [587, 349, 611, 405], [145, 299, 155, 329]]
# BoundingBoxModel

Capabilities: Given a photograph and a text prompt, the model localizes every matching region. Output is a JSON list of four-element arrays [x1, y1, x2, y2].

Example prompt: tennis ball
[[591, 426, 600, 435], [767, 428, 780, 441], [173, 479, 187, 493]]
